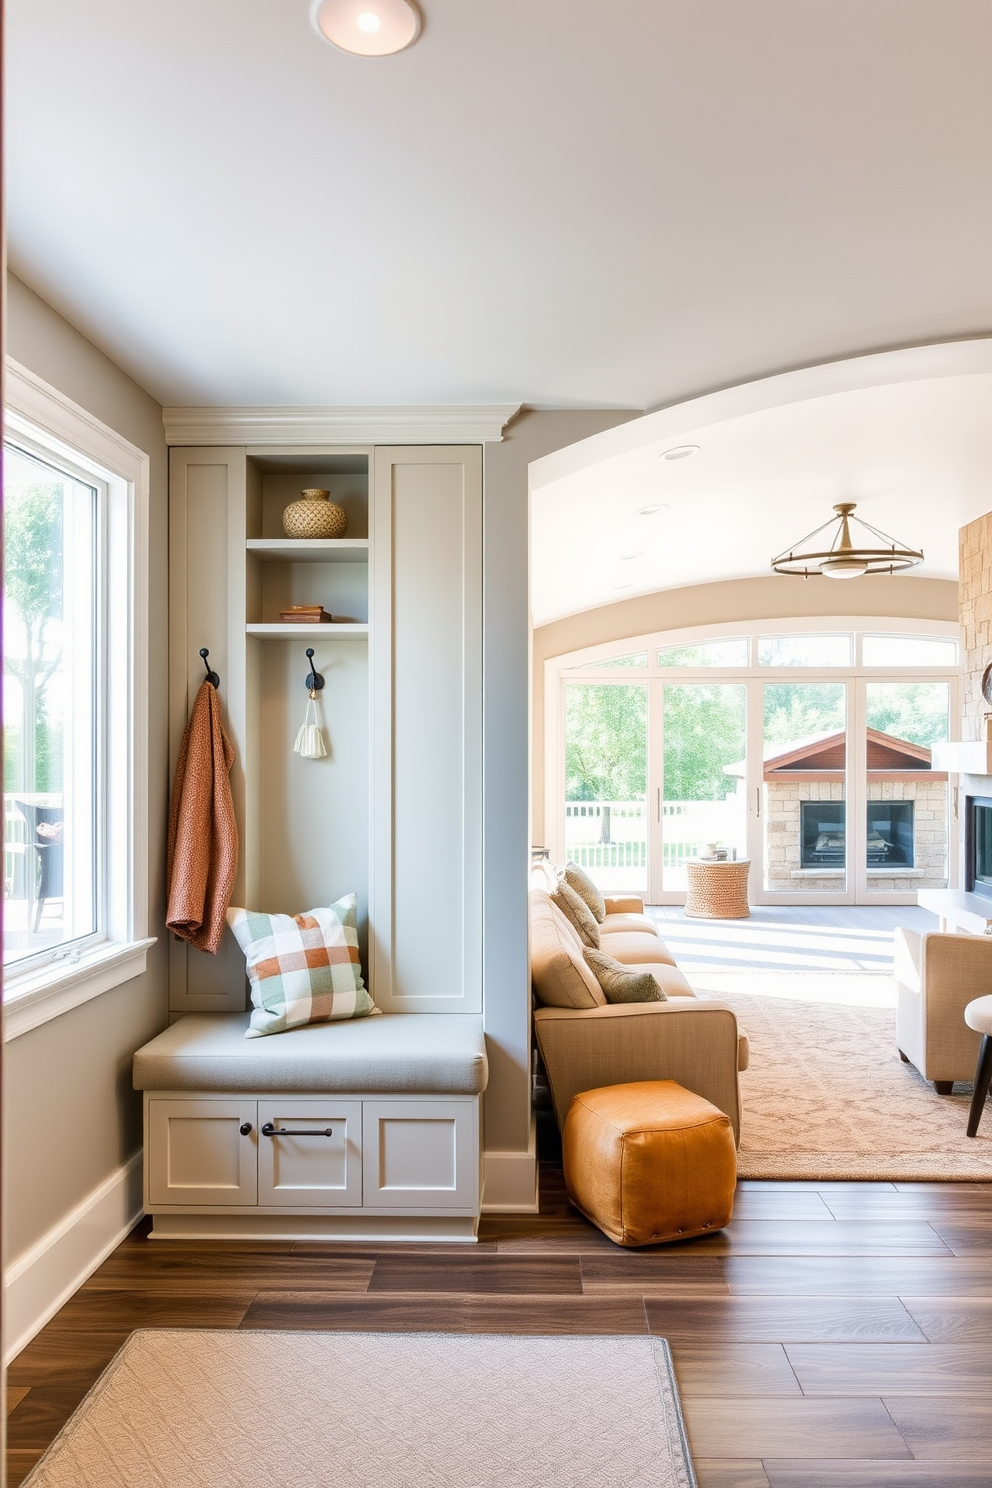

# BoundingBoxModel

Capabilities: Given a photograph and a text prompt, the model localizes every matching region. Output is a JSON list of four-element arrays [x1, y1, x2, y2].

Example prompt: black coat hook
[[200, 648, 221, 688], [305, 648, 324, 692]]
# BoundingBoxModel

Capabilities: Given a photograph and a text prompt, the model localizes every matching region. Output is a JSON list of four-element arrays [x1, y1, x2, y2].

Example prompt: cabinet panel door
[[371, 447, 482, 1012], [168, 446, 251, 1013], [256, 1099, 362, 1207], [148, 1098, 257, 1206], [362, 1099, 479, 1211]]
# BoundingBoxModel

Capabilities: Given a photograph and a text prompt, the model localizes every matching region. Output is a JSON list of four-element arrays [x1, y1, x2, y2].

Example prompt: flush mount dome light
[[311, 0, 421, 55], [772, 503, 923, 580]]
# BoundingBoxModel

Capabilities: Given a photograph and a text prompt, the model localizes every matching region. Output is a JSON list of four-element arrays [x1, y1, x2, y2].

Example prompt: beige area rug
[[24, 1329, 697, 1488], [693, 972, 992, 1181]]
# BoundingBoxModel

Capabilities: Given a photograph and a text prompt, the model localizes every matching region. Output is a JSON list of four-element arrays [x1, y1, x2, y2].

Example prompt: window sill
[[3, 937, 157, 1042]]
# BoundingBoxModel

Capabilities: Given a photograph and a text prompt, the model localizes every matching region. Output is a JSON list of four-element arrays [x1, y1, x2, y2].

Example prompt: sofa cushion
[[600, 932, 678, 966], [601, 913, 659, 937], [530, 890, 606, 1009], [133, 1013, 488, 1094], [583, 948, 667, 1003], [564, 862, 607, 923], [550, 880, 601, 948]]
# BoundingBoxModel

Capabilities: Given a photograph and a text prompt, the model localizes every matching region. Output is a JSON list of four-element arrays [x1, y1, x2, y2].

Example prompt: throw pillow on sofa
[[583, 947, 667, 1003], [550, 880, 601, 948], [564, 862, 607, 923], [228, 892, 378, 1038]]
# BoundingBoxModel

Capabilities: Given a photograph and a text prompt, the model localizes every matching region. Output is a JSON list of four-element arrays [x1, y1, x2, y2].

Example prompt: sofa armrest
[[603, 895, 644, 914], [534, 1000, 746, 1143]]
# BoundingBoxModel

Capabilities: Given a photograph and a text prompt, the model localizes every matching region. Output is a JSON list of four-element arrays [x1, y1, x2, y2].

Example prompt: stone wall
[[763, 777, 947, 893], [959, 510, 992, 742]]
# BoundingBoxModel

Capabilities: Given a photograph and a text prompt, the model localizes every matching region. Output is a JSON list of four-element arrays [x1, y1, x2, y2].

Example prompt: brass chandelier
[[771, 502, 924, 579]]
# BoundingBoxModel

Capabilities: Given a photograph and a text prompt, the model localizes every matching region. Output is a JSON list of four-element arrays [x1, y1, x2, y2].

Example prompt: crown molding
[[162, 404, 521, 447]]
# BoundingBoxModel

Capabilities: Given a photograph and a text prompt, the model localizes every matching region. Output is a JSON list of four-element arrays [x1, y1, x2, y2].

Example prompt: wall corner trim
[[482, 1127, 540, 1213], [4, 1153, 144, 1364], [162, 405, 521, 447]]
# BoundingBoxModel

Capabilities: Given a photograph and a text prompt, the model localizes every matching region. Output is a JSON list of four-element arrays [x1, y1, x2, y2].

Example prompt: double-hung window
[[2, 362, 153, 1035]]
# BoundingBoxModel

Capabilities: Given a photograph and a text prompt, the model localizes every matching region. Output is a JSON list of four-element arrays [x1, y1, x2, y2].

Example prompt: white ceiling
[[530, 370, 992, 626], [7, 1, 992, 408]]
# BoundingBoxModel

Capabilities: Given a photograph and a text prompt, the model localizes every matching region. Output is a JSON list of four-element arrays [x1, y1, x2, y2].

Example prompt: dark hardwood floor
[[8, 1161, 992, 1487]]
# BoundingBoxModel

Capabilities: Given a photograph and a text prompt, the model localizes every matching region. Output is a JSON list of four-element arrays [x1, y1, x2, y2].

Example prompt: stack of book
[[278, 605, 335, 624]]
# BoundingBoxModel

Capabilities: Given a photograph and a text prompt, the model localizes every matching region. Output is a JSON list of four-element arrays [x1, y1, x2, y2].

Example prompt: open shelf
[[247, 539, 369, 563], [246, 623, 369, 638]]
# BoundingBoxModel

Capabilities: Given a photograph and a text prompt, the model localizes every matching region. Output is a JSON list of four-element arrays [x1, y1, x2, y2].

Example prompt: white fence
[[564, 799, 744, 871]]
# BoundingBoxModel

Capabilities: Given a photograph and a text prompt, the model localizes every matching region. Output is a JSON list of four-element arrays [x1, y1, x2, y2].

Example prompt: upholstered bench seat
[[133, 1013, 489, 1095]]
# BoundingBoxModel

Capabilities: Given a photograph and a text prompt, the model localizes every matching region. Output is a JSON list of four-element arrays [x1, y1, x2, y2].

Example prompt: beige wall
[[481, 409, 638, 1163], [4, 274, 170, 1264], [533, 574, 958, 840]]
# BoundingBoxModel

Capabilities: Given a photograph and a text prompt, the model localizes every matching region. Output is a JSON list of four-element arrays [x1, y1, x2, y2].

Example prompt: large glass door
[[562, 682, 648, 895], [660, 684, 748, 893], [856, 680, 950, 902], [758, 681, 849, 901], [552, 625, 959, 905]]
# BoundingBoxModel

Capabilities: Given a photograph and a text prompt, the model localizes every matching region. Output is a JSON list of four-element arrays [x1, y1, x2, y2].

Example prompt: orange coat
[[166, 680, 238, 954]]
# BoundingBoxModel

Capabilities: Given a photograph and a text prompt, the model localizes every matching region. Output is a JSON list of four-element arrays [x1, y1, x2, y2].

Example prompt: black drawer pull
[[261, 1122, 334, 1138]]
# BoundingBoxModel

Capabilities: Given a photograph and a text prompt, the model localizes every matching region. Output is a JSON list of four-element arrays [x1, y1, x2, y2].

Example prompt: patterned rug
[[23, 1330, 697, 1488], [694, 972, 992, 1180]]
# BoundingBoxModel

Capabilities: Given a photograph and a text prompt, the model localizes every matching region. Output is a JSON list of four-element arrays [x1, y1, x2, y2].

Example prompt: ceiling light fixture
[[311, 0, 421, 55], [619, 551, 644, 561], [637, 504, 667, 516], [660, 445, 699, 462], [772, 503, 923, 580]]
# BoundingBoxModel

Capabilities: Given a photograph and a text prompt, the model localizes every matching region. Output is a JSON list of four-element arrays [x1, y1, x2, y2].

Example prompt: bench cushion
[[133, 1013, 488, 1095]]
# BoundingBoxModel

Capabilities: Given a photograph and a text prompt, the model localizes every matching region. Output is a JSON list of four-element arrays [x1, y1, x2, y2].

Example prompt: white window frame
[[3, 359, 155, 1040], [548, 615, 960, 903]]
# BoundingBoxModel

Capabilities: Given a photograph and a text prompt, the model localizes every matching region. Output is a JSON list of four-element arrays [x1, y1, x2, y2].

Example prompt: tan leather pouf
[[562, 1079, 737, 1247]]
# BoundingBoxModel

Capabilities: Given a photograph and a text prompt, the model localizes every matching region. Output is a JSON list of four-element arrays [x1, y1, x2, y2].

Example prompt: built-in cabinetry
[[144, 1090, 481, 1239], [168, 442, 483, 1016], [163, 435, 486, 1237]]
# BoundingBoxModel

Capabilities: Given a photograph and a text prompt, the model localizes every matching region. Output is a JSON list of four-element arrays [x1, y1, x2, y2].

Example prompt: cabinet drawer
[[362, 1099, 478, 1210], [257, 1099, 362, 1207], [148, 1098, 257, 1206]]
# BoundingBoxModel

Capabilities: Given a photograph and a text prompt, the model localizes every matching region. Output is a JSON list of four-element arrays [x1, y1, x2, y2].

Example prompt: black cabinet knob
[[240, 1122, 253, 1136]]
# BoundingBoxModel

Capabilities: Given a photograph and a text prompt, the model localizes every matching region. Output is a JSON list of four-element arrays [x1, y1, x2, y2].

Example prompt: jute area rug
[[24, 1330, 697, 1488], [694, 972, 992, 1181]]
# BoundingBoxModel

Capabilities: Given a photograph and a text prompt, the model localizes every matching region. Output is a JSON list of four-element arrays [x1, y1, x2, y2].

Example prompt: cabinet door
[[362, 1099, 479, 1211], [256, 1099, 362, 1207], [147, 1098, 257, 1206], [168, 446, 251, 1013], [370, 447, 482, 1012]]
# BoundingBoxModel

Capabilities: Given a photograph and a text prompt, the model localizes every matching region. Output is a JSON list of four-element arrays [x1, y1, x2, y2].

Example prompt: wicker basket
[[684, 859, 751, 919]]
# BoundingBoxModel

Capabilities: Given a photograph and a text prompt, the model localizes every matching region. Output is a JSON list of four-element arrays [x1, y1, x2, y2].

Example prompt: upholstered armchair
[[894, 928, 992, 1092]]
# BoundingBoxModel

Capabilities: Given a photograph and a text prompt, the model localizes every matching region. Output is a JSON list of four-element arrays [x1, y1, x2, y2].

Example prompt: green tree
[[565, 685, 646, 842], [662, 684, 746, 801], [3, 481, 63, 793]]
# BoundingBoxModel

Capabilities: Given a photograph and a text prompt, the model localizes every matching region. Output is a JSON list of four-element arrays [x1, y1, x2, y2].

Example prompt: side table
[[685, 858, 751, 919]]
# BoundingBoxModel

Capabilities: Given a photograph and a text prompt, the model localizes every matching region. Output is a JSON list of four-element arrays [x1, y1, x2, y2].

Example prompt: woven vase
[[282, 489, 348, 539]]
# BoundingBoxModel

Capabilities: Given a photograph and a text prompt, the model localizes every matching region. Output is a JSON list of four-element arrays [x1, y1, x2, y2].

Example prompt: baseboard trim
[[4, 1152, 144, 1364], [148, 1214, 479, 1242], [482, 1125, 539, 1213]]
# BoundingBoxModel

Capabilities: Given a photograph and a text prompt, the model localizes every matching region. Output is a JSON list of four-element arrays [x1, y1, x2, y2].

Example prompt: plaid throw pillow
[[227, 893, 378, 1038]]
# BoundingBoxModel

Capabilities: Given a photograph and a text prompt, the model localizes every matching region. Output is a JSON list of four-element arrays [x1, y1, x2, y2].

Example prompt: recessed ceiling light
[[660, 444, 699, 462], [613, 583, 634, 592], [311, 0, 421, 55], [619, 551, 644, 561], [637, 504, 667, 516]]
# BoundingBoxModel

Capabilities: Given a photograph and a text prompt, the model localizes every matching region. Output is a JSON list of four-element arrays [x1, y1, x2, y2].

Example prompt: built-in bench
[[133, 1013, 488, 1242]]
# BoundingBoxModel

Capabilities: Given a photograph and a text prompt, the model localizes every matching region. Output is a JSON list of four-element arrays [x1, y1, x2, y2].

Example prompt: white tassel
[[294, 692, 328, 760]]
